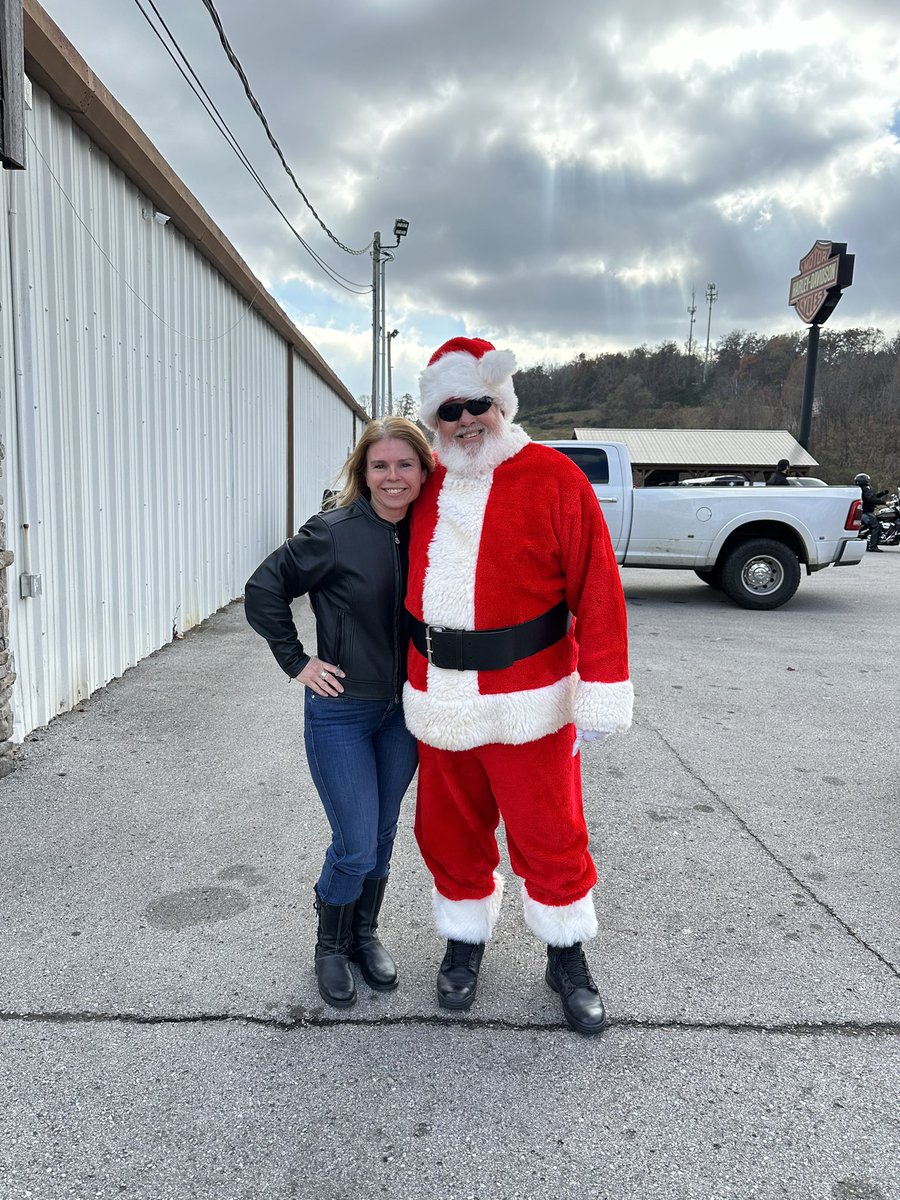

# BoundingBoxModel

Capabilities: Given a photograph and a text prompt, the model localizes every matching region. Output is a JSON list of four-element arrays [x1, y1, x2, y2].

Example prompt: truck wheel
[[719, 539, 801, 610], [694, 567, 722, 590]]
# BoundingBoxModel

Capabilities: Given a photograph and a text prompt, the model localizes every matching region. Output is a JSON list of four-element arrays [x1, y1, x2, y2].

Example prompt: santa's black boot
[[313, 890, 357, 1009], [437, 939, 485, 1011], [545, 942, 607, 1035]]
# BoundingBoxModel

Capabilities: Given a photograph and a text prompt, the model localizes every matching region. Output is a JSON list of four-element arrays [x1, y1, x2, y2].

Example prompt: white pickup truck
[[545, 440, 866, 609]]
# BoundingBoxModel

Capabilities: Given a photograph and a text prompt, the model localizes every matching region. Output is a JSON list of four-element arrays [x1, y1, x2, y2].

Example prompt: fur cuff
[[418, 348, 519, 432], [522, 885, 598, 946], [573, 678, 634, 734], [432, 872, 505, 942]]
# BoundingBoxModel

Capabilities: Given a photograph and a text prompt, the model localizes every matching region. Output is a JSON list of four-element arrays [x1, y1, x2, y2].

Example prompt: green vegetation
[[514, 328, 900, 487]]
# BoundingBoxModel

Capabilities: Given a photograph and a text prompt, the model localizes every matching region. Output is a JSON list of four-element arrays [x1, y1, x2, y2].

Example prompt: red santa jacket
[[403, 427, 633, 751]]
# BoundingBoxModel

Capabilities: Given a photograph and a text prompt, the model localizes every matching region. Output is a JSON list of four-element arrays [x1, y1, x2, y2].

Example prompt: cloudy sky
[[38, 0, 900, 402]]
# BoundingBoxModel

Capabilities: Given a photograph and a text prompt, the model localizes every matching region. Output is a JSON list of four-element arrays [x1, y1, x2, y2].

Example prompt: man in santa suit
[[404, 336, 633, 1036]]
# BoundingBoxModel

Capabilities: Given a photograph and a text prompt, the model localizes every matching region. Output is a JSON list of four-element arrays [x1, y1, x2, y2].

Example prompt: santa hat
[[418, 337, 518, 431]]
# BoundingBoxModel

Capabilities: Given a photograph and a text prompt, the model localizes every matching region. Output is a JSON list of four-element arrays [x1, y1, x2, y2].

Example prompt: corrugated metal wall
[[0, 83, 358, 740], [293, 350, 360, 530], [0, 169, 14, 510]]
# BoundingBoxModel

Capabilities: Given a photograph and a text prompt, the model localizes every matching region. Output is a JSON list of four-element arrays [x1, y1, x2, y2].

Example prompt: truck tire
[[719, 539, 801, 610], [694, 567, 722, 590]]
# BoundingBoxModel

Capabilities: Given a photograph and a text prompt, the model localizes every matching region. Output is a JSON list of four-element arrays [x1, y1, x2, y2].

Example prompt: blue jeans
[[304, 693, 418, 906]]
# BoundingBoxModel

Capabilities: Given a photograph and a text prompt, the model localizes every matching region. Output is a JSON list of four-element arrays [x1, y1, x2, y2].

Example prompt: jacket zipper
[[335, 609, 344, 665], [392, 527, 401, 703]]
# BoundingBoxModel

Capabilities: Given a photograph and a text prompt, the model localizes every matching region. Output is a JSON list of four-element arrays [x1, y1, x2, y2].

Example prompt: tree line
[[512, 327, 900, 490]]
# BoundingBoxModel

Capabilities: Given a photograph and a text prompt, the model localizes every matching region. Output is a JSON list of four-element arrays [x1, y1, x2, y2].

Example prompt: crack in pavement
[[0, 1009, 897, 1036], [639, 716, 900, 981]]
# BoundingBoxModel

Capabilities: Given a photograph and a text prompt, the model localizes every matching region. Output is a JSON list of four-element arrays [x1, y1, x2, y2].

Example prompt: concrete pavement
[[1, 550, 898, 1199]]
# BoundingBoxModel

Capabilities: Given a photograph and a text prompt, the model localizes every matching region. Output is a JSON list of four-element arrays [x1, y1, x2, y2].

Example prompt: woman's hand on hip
[[296, 656, 345, 696]]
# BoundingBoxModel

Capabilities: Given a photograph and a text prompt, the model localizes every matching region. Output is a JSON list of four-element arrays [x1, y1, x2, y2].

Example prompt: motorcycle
[[858, 490, 900, 547]]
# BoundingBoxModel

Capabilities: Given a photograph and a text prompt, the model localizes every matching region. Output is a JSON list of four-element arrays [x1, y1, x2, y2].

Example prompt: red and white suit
[[404, 421, 633, 947]]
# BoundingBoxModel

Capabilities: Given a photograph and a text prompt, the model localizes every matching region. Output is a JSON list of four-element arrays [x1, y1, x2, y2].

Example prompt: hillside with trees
[[512, 327, 900, 488]]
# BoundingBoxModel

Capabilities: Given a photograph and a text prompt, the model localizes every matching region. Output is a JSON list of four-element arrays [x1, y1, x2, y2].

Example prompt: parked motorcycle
[[858, 490, 900, 547]]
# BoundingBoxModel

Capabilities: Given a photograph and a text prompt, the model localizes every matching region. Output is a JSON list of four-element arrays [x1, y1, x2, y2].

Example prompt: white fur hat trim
[[418, 341, 518, 431]]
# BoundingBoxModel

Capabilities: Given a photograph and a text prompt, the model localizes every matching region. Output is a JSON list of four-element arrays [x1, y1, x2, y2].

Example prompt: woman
[[244, 417, 434, 1009]]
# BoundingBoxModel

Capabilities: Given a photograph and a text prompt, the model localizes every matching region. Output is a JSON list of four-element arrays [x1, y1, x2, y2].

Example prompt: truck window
[[552, 446, 610, 484]]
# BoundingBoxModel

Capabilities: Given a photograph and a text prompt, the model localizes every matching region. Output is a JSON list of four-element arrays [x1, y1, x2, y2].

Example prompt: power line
[[130, 0, 370, 295], [197, 0, 371, 257], [131, 0, 369, 293]]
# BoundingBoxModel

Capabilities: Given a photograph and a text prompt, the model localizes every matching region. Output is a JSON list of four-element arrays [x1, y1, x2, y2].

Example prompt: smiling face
[[436, 398, 503, 455], [364, 436, 428, 522]]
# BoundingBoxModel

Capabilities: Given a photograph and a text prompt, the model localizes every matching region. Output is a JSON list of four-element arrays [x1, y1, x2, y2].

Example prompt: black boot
[[349, 876, 398, 992], [437, 939, 485, 1011], [546, 943, 607, 1036], [314, 890, 357, 1009]]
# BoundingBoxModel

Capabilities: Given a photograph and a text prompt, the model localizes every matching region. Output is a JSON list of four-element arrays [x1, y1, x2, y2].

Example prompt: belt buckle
[[424, 624, 444, 665]]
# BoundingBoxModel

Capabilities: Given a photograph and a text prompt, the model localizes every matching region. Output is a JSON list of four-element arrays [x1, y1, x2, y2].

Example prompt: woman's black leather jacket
[[244, 496, 410, 700]]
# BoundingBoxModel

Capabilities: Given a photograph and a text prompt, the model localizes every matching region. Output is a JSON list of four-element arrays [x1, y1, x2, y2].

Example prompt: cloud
[[39, 0, 900, 399]]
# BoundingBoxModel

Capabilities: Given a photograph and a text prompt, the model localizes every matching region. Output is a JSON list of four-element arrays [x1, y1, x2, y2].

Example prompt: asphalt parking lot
[[0, 550, 897, 1200]]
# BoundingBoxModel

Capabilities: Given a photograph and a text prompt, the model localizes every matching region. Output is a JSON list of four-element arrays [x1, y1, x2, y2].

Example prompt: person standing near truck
[[766, 459, 791, 486], [404, 336, 633, 1036], [855, 472, 888, 552], [245, 417, 434, 1009]]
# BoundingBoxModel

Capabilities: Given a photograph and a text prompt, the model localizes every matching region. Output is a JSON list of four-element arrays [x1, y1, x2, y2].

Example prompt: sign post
[[788, 241, 854, 449]]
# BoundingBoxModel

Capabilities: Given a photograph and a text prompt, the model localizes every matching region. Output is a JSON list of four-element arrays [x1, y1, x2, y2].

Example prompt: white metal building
[[0, 1, 368, 745]]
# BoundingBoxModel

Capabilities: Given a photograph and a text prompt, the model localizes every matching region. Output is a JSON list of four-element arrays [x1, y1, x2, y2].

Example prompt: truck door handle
[[596, 496, 618, 503]]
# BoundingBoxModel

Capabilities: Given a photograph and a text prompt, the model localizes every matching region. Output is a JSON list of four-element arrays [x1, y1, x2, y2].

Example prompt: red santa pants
[[414, 724, 597, 919]]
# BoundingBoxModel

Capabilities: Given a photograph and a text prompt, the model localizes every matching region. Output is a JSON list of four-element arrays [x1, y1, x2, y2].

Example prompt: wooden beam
[[0, 0, 26, 169]]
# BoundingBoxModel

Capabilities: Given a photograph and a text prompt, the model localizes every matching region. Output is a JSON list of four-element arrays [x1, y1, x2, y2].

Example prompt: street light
[[387, 329, 399, 414], [371, 219, 410, 418]]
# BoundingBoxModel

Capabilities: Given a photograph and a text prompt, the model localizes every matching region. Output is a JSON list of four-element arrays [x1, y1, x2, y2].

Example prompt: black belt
[[409, 599, 570, 671]]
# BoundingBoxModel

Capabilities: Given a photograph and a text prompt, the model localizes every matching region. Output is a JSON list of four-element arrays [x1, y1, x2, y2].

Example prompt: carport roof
[[572, 428, 818, 468]]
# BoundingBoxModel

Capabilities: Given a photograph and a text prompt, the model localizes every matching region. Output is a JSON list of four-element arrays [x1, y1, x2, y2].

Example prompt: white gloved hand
[[572, 729, 611, 756]]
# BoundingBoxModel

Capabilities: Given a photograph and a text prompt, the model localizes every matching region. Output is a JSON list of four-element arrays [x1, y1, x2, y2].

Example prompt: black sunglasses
[[436, 397, 494, 422]]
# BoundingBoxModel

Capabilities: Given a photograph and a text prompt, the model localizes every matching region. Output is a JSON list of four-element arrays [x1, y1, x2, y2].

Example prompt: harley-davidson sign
[[789, 241, 854, 324]]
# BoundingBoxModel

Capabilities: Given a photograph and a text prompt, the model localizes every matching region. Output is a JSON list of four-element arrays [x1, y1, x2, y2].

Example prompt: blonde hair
[[336, 417, 434, 508]]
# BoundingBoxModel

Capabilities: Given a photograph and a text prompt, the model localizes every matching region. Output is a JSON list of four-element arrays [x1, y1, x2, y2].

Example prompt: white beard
[[436, 420, 530, 477]]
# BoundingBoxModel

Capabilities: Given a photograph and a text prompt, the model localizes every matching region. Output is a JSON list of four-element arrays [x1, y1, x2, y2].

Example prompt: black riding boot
[[314, 890, 357, 1009], [437, 939, 485, 1011], [349, 876, 398, 991], [546, 943, 607, 1036]]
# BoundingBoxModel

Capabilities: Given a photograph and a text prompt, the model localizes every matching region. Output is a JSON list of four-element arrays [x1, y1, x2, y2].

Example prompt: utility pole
[[370, 231, 381, 418], [703, 282, 718, 381], [370, 219, 409, 419], [386, 329, 399, 414], [379, 251, 392, 414], [686, 288, 697, 381]]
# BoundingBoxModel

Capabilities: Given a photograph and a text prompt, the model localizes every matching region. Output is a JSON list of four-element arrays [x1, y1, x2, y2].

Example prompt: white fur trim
[[421, 466, 490, 629], [404, 673, 577, 751], [573, 679, 634, 734], [413, 429, 554, 751], [478, 348, 517, 387], [522, 884, 598, 947], [418, 348, 518, 430], [435, 420, 530, 478], [432, 872, 505, 942]]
